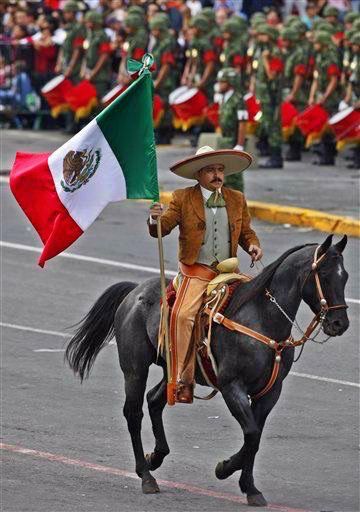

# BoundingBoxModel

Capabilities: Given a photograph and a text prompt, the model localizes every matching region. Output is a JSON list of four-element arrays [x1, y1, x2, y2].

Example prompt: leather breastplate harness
[[204, 246, 348, 401]]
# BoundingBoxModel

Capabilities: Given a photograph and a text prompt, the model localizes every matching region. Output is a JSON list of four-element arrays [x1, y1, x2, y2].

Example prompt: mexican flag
[[10, 66, 159, 268]]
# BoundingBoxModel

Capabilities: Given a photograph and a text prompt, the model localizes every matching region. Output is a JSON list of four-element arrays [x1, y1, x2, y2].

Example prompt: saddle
[[163, 259, 252, 396]]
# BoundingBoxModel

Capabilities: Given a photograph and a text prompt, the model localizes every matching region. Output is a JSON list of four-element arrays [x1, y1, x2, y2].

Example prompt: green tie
[[206, 191, 226, 208]]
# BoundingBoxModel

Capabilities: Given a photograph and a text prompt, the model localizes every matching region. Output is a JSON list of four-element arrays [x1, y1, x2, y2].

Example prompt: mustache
[[211, 178, 223, 183]]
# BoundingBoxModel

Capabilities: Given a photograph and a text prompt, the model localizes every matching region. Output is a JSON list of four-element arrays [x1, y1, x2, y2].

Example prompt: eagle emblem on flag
[[61, 149, 101, 193]]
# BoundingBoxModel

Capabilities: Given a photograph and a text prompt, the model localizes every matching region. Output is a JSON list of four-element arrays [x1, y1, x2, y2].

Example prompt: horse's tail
[[65, 281, 137, 381]]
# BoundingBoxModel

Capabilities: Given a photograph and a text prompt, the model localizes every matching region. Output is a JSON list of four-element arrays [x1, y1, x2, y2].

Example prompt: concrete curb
[[159, 192, 360, 238]]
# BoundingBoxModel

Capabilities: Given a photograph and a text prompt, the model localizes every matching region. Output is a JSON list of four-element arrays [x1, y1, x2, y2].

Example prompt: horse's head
[[301, 235, 349, 337]]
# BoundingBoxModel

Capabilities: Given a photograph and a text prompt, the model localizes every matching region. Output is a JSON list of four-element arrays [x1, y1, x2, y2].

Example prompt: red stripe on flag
[[9, 152, 83, 267]]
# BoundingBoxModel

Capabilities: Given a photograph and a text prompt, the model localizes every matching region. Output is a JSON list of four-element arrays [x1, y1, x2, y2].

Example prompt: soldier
[[216, 68, 248, 192], [220, 18, 248, 80], [149, 14, 177, 144], [323, 6, 344, 39], [181, 14, 217, 100], [344, 32, 360, 169], [82, 11, 112, 99], [201, 7, 224, 56], [309, 31, 343, 165], [118, 13, 148, 85], [281, 28, 308, 161], [55, 1, 86, 83], [254, 24, 284, 169]]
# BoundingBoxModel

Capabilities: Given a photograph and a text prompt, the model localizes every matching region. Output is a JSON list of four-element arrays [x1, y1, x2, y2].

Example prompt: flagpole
[[156, 218, 176, 406]]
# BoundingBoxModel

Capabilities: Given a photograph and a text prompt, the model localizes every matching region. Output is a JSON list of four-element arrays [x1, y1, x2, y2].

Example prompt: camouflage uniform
[[201, 8, 223, 57], [312, 31, 343, 165], [186, 15, 217, 100], [348, 32, 360, 169], [220, 18, 248, 87], [149, 14, 177, 143], [123, 14, 148, 64], [60, 1, 86, 83], [83, 11, 112, 98], [255, 24, 284, 168], [281, 28, 308, 161], [217, 68, 248, 192]]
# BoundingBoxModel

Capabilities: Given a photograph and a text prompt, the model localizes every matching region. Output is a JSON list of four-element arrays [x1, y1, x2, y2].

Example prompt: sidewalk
[[2, 130, 359, 236]]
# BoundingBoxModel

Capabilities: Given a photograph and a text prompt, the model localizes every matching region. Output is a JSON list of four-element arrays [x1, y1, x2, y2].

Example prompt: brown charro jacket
[[148, 184, 260, 265]]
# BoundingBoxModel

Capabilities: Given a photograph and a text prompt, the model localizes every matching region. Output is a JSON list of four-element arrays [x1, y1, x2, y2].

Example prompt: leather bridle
[[204, 245, 348, 401]]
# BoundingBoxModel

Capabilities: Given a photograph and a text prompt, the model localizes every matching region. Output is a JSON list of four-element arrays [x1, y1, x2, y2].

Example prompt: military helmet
[[344, 29, 356, 41], [290, 20, 307, 35], [257, 23, 279, 41], [250, 12, 266, 27], [323, 5, 339, 18], [124, 13, 143, 29], [284, 14, 299, 27], [201, 7, 216, 23], [63, 1, 79, 13], [149, 13, 169, 31], [281, 27, 298, 42], [350, 32, 360, 45], [313, 31, 332, 46], [353, 18, 360, 30], [189, 14, 209, 32], [84, 10, 103, 25], [217, 67, 238, 87], [314, 21, 336, 34], [221, 18, 244, 37], [127, 6, 145, 19], [344, 11, 358, 24]]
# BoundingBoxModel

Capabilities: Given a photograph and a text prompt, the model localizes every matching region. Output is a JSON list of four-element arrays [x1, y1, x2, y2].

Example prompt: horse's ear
[[318, 234, 333, 255], [334, 234, 348, 253]]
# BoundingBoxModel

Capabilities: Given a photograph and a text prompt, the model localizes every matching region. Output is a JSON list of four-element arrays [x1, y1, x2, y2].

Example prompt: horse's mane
[[226, 243, 317, 316]]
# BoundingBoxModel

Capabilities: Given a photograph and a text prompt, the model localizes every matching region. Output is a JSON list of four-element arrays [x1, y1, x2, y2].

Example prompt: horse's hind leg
[[146, 373, 170, 471], [123, 369, 160, 494]]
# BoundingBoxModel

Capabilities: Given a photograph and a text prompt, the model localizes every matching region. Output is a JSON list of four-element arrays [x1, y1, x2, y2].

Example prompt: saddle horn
[[334, 234, 348, 253]]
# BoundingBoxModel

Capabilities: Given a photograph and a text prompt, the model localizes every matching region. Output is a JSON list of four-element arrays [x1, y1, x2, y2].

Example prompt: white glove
[[233, 144, 244, 151], [338, 100, 349, 111]]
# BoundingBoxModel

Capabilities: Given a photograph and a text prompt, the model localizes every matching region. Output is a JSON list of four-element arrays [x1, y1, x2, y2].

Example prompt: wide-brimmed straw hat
[[170, 146, 252, 180]]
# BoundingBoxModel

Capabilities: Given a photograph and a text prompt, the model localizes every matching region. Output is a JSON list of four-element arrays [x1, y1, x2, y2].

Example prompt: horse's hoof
[[247, 493, 268, 507], [145, 452, 163, 471], [215, 460, 231, 480], [142, 475, 160, 494]]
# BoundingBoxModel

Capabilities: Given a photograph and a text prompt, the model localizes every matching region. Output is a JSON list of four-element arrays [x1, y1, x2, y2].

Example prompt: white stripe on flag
[[48, 119, 127, 231]]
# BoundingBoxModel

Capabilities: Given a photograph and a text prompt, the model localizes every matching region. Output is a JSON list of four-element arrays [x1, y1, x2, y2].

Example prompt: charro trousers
[[169, 264, 217, 385]]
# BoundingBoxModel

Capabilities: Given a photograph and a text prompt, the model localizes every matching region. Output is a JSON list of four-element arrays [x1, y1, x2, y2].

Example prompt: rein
[[204, 245, 348, 401]]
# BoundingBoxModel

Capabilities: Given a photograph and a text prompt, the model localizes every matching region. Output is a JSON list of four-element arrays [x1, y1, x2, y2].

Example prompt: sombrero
[[170, 146, 252, 180]]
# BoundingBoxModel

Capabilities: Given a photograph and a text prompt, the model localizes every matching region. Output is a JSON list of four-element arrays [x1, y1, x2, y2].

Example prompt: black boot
[[346, 146, 360, 170], [285, 139, 302, 161], [259, 147, 283, 169], [256, 135, 270, 157], [313, 133, 336, 166]]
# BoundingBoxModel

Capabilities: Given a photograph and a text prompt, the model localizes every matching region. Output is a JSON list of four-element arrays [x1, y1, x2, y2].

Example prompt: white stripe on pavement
[[1, 322, 359, 389], [1, 241, 359, 303]]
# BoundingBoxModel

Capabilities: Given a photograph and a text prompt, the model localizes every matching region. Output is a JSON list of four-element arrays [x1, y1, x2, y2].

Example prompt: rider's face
[[196, 164, 225, 191]]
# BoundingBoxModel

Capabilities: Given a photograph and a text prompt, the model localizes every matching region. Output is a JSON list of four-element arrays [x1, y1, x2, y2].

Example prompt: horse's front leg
[[238, 381, 283, 507], [215, 379, 263, 496]]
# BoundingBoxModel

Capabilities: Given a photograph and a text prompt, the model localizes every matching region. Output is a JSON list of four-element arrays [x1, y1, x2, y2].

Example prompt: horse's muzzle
[[323, 312, 349, 337]]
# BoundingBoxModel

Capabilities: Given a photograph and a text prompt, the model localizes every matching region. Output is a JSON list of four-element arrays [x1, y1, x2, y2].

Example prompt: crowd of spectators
[[0, 0, 358, 129]]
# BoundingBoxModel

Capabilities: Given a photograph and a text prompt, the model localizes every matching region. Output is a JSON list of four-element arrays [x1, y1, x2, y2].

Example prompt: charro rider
[[148, 146, 262, 404]]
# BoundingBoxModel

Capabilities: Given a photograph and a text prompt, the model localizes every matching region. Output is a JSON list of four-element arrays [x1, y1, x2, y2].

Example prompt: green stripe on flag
[[96, 72, 159, 201]]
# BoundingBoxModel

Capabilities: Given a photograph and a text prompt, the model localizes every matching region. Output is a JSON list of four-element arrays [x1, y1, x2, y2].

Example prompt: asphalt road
[[2, 155, 359, 512]]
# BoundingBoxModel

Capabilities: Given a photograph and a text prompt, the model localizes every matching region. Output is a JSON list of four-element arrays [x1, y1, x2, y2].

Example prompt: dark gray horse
[[65, 235, 349, 507]]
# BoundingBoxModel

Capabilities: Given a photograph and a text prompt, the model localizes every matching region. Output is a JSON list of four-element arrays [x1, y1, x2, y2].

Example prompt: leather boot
[[256, 135, 270, 157], [313, 134, 336, 165], [347, 147, 360, 169], [259, 147, 283, 169], [175, 382, 194, 404], [285, 140, 302, 161]]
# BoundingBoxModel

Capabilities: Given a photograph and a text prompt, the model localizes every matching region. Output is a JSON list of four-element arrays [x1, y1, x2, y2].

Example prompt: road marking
[[1, 241, 360, 304], [33, 348, 65, 352], [289, 372, 359, 388], [0, 322, 70, 338], [1, 323, 359, 389], [0, 442, 312, 512]]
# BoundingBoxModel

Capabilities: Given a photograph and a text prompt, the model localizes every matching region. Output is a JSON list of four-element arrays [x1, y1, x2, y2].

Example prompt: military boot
[[313, 133, 336, 166], [347, 146, 360, 170], [259, 147, 283, 169], [285, 139, 302, 161]]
